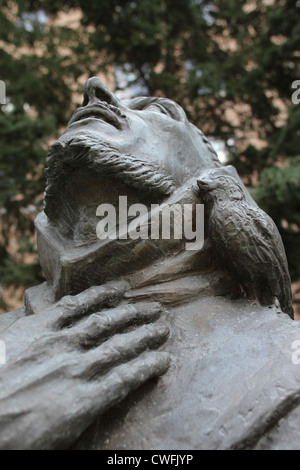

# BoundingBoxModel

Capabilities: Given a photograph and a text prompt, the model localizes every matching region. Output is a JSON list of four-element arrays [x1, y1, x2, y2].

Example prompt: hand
[[0, 281, 170, 449]]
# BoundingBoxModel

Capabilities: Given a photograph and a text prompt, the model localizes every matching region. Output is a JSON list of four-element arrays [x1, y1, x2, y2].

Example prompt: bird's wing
[[209, 202, 293, 316], [209, 206, 268, 270], [245, 204, 289, 269]]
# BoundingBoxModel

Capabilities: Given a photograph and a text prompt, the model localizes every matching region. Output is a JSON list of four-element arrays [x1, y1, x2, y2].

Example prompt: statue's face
[[56, 77, 219, 186], [38, 78, 221, 299]]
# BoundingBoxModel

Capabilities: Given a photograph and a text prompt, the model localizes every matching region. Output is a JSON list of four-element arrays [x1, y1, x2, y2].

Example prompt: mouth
[[68, 103, 126, 130]]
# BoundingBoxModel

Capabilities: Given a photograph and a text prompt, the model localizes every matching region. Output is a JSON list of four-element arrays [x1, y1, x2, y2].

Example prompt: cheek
[[120, 116, 153, 152]]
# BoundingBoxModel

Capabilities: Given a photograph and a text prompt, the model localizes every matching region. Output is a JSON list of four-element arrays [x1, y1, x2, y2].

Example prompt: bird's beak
[[197, 179, 211, 191]]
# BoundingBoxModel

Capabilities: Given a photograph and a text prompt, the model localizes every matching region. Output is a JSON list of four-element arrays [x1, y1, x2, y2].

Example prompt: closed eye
[[127, 96, 186, 122], [145, 100, 186, 122], [145, 103, 170, 117]]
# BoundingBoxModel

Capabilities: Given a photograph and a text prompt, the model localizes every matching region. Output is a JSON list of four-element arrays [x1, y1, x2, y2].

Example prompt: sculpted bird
[[197, 174, 294, 319]]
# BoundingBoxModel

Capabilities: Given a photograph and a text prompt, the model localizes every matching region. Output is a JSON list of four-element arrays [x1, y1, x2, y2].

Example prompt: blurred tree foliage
[[0, 0, 299, 308], [0, 0, 98, 308], [256, 157, 300, 280], [26, 0, 300, 278]]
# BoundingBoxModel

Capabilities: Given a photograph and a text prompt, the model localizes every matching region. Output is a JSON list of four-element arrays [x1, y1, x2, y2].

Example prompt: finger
[[47, 351, 171, 450], [47, 280, 129, 329], [66, 302, 163, 347], [73, 322, 169, 380], [81, 351, 170, 417]]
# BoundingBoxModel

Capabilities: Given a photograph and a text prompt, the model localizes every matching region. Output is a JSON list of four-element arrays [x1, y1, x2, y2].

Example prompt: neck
[[36, 179, 206, 301]]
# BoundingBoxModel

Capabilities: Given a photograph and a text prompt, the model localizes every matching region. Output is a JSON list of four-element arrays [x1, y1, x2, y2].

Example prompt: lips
[[68, 103, 126, 129]]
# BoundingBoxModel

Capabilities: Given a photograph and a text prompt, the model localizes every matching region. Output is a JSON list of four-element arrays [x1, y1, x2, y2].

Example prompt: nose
[[83, 77, 120, 107]]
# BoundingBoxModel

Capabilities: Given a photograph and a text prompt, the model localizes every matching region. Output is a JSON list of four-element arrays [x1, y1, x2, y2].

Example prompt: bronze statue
[[0, 78, 299, 450]]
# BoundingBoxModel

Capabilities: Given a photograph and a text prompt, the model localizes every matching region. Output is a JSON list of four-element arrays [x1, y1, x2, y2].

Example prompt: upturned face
[[56, 77, 219, 186], [37, 78, 223, 298]]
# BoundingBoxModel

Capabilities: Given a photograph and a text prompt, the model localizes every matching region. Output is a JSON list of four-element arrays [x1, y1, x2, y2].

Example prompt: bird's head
[[197, 174, 245, 203]]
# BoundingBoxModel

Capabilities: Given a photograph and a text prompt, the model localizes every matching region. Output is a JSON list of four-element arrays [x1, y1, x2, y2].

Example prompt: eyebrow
[[126, 97, 185, 122]]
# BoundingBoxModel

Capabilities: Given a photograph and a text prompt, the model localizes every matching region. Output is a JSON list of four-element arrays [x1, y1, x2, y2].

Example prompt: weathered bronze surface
[[0, 78, 298, 450]]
